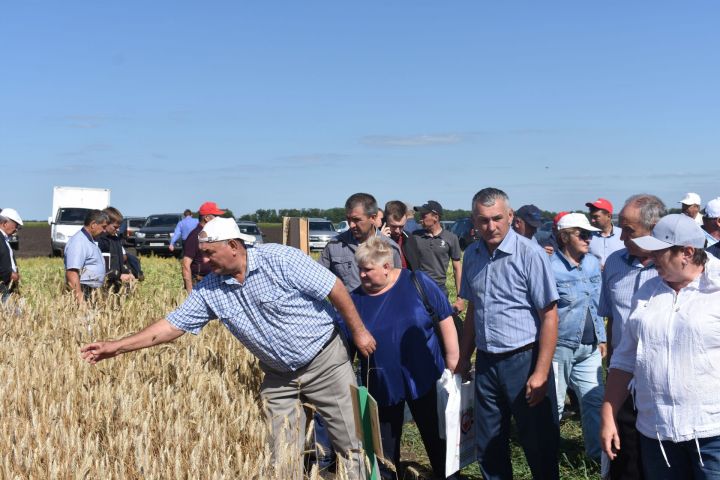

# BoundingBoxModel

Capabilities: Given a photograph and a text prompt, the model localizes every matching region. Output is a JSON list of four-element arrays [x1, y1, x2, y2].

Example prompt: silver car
[[236, 221, 264, 245], [309, 218, 338, 250]]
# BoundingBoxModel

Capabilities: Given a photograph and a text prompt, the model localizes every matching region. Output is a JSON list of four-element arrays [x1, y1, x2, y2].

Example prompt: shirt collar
[[555, 249, 582, 270], [81, 227, 94, 242], [593, 225, 619, 238], [478, 228, 517, 256], [420, 227, 444, 238], [619, 248, 655, 269]]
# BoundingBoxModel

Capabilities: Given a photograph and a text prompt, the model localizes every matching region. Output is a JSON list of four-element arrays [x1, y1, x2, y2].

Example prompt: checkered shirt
[[167, 243, 338, 372]]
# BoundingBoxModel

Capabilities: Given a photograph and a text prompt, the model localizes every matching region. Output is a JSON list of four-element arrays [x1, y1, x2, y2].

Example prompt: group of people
[[76, 188, 720, 480], [62, 207, 144, 305]]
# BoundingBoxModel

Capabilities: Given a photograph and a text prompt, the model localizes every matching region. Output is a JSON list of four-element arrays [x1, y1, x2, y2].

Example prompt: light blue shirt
[[460, 229, 559, 353], [167, 243, 338, 373], [588, 225, 624, 267], [551, 251, 606, 348], [597, 248, 658, 350], [170, 216, 200, 244], [64, 228, 106, 288]]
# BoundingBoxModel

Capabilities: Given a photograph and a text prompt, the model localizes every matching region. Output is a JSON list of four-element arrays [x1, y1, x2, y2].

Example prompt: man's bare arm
[[80, 318, 185, 364], [66, 269, 84, 305], [327, 278, 376, 357], [451, 259, 465, 312], [456, 301, 477, 378], [181, 257, 193, 293]]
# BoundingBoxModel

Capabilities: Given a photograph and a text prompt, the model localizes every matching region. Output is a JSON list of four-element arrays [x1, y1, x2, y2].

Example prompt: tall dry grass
[[0, 256, 321, 479]]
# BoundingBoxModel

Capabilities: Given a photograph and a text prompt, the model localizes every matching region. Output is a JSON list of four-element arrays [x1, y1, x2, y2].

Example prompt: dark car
[[449, 217, 477, 250], [119, 216, 147, 247], [9, 232, 18, 250], [134, 214, 183, 256]]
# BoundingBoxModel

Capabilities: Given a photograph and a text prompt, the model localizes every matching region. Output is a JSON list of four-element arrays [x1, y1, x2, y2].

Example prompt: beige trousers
[[260, 335, 364, 479]]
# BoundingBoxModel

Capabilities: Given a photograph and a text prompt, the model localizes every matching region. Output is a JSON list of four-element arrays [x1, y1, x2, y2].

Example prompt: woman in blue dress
[[349, 236, 460, 479]]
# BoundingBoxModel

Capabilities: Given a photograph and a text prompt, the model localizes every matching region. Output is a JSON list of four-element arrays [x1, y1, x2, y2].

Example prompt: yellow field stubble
[[0, 257, 324, 479]]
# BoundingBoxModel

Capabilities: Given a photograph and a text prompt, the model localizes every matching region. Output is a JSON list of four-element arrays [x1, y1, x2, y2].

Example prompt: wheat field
[[1, 257, 297, 479]]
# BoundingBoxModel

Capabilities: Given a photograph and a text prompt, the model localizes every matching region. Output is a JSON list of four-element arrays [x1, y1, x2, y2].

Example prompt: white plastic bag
[[458, 378, 476, 470], [436, 369, 462, 476]]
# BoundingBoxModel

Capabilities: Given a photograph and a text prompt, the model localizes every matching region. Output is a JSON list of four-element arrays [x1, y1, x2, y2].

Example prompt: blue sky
[[2, 1, 719, 220]]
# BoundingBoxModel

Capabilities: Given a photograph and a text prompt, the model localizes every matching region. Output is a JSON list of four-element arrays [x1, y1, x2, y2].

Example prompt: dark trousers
[[475, 348, 560, 480], [610, 396, 645, 479], [639, 434, 720, 480], [378, 387, 447, 479]]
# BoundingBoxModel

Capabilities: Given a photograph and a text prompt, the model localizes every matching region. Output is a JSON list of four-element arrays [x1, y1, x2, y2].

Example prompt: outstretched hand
[[80, 341, 120, 365]]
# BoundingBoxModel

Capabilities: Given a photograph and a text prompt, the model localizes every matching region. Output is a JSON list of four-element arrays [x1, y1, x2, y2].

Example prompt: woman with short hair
[[601, 214, 720, 478], [348, 235, 459, 479]]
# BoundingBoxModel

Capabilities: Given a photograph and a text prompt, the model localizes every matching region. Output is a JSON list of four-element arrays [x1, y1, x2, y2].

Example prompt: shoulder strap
[[410, 271, 440, 329]]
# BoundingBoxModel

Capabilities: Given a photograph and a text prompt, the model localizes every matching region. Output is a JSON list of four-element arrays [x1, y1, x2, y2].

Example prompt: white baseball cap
[[632, 214, 705, 251], [200, 217, 255, 244], [703, 197, 720, 218], [556, 213, 600, 232], [679, 192, 702, 206], [0, 208, 23, 226]]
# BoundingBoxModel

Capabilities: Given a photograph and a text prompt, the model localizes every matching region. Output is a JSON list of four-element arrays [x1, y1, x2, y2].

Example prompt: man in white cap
[[81, 217, 375, 479], [679, 192, 703, 226], [702, 197, 720, 249], [0, 208, 23, 303]]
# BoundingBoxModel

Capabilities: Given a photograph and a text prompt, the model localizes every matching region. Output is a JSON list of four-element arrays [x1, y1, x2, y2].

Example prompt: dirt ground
[[15, 225, 284, 258]]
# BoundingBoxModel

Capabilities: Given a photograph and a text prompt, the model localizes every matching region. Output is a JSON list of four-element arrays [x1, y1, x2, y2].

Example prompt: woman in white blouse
[[600, 214, 720, 479]]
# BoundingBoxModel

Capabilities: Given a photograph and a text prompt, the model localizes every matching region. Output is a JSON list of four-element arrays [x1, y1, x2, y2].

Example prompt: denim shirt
[[551, 251, 606, 348]]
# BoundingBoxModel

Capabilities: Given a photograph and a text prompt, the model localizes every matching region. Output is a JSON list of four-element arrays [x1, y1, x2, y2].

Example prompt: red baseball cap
[[198, 201, 225, 216], [553, 211, 569, 226], [585, 198, 613, 214]]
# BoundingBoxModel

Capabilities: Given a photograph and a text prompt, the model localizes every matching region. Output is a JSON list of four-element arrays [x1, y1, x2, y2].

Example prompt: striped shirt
[[588, 225, 624, 267], [167, 243, 338, 372], [460, 229, 559, 353], [597, 248, 657, 350]]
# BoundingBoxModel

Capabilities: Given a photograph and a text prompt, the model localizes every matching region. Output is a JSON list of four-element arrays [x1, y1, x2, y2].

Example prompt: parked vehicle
[[135, 214, 183, 256], [48, 186, 111, 256], [308, 218, 338, 251], [119, 216, 147, 247], [8, 232, 18, 250], [440, 220, 454, 230], [236, 220, 264, 245], [534, 220, 554, 244], [335, 220, 350, 233], [449, 217, 477, 250]]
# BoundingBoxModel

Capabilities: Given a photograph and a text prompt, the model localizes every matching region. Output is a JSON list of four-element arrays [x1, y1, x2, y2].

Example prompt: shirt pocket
[[556, 281, 577, 308]]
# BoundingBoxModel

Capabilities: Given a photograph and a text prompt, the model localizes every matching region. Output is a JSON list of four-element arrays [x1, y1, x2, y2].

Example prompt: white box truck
[[48, 186, 111, 256]]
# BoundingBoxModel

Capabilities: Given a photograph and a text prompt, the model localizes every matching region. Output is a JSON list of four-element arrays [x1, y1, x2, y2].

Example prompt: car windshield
[[56, 208, 92, 225], [129, 219, 146, 228], [144, 215, 180, 228], [238, 224, 260, 234], [310, 221, 335, 231]]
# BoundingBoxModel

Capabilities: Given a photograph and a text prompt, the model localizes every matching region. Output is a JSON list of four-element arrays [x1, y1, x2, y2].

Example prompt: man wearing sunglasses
[[81, 217, 375, 479]]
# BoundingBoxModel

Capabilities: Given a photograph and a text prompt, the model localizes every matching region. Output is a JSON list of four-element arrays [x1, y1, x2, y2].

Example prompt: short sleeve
[[183, 232, 199, 260], [64, 238, 86, 271], [525, 248, 559, 310], [417, 271, 453, 319], [166, 287, 215, 334], [459, 248, 475, 300], [448, 233, 461, 261], [283, 247, 337, 300]]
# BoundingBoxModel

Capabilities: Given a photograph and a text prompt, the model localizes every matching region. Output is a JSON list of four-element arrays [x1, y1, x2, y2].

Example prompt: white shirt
[[611, 256, 720, 442], [1, 230, 17, 272]]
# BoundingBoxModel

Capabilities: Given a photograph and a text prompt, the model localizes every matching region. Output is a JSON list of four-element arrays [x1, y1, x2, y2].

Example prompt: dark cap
[[515, 204, 543, 228], [414, 200, 443, 216]]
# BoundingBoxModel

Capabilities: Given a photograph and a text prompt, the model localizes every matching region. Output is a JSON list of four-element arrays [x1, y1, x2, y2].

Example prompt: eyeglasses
[[573, 230, 593, 241]]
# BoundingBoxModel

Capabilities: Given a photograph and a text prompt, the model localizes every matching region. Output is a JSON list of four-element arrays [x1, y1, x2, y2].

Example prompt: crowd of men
[[4, 188, 717, 478]]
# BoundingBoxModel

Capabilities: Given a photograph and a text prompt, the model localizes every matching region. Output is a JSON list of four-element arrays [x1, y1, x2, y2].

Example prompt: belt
[[484, 342, 536, 359]]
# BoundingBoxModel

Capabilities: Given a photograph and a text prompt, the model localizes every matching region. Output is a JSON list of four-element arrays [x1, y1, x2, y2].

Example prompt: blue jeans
[[553, 343, 604, 460], [640, 434, 720, 479], [475, 347, 560, 480]]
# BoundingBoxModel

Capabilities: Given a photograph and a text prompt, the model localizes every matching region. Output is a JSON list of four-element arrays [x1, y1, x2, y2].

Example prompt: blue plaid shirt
[[460, 229, 559, 353], [598, 248, 658, 350], [167, 244, 338, 372]]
